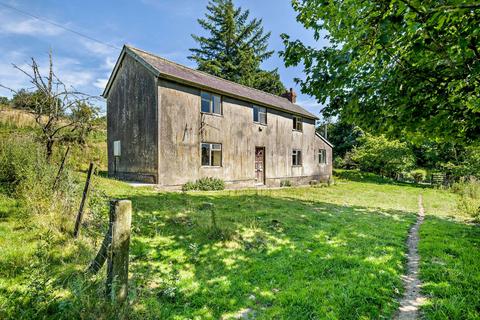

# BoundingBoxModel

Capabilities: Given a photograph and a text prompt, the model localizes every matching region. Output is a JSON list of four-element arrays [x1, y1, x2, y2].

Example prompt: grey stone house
[[103, 45, 333, 188]]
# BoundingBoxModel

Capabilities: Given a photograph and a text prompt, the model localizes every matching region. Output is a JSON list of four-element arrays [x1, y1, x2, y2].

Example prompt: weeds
[[182, 177, 225, 191], [451, 177, 480, 220]]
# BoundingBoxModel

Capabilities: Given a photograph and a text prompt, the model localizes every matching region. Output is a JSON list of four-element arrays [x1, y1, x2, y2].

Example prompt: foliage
[[0, 53, 99, 160], [318, 118, 364, 159], [0, 135, 77, 214], [190, 0, 286, 95], [451, 177, 480, 219], [182, 177, 225, 191], [0, 96, 9, 106], [280, 179, 292, 187], [350, 134, 415, 178], [281, 0, 480, 143], [410, 169, 427, 183]]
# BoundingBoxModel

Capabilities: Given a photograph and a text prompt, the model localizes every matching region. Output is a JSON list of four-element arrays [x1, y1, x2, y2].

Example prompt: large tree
[[190, 0, 286, 95], [281, 0, 480, 143]]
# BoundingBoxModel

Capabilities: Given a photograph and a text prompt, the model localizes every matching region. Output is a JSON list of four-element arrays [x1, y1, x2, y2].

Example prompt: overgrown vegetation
[[182, 177, 225, 191], [451, 177, 480, 220]]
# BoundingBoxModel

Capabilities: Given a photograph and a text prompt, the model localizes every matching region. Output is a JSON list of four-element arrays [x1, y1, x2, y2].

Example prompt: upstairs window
[[201, 143, 222, 166], [293, 116, 303, 131], [201, 91, 222, 115], [292, 149, 302, 166], [253, 105, 267, 125], [319, 149, 327, 164]]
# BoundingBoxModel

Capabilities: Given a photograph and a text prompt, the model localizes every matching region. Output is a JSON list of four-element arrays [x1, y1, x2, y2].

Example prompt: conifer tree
[[189, 0, 286, 95]]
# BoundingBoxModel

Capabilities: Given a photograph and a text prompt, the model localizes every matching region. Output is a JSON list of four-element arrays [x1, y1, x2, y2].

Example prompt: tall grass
[[451, 177, 480, 220]]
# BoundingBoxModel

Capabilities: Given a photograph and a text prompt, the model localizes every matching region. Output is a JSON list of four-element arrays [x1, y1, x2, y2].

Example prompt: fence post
[[73, 162, 94, 238], [106, 199, 132, 304]]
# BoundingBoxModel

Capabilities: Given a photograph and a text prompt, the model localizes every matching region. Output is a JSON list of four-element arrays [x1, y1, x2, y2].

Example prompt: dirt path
[[394, 195, 426, 320]]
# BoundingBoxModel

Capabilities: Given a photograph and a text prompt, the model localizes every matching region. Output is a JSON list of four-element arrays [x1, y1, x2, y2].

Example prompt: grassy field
[[0, 171, 478, 319]]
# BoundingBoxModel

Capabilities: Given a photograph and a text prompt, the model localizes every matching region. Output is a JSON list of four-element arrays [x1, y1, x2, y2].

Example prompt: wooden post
[[73, 162, 94, 238], [106, 200, 132, 304]]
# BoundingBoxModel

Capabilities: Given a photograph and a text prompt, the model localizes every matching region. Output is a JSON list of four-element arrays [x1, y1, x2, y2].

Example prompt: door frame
[[255, 146, 266, 185]]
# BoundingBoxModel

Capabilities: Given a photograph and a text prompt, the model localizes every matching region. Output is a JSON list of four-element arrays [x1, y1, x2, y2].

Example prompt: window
[[201, 91, 222, 115], [201, 143, 222, 166], [253, 105, 267, 125], [319, 149, 327, 164], [293, 116, 303, 131], [292, 149, 302, 166]]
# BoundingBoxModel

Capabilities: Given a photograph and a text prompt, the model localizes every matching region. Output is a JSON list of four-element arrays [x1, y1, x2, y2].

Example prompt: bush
[[0, 136, 80, 224], [182, 177, 225, 191], [280, 180, 292, 187], [350, 134, 415, 178], [410, 169, 427, 183], [451, 177, 480, 220]]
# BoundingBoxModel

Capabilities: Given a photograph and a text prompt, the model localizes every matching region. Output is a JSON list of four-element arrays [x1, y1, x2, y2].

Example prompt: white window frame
[[292, 149, 302, 166], [201, 91, 222, 115], [293, 116, 303, 131], [253, 105, 267, 125], [201, 143, 222, 167], [319, 149, 327, 164]]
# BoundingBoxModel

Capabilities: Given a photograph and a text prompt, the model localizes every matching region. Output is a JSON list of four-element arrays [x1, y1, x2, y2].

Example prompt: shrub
[[0, 136, 80, 224], [280, 180, 292, 187], [411, 169, 427, 183], [451, 177, 480, 220], [350, 134, 415, 178], [182, 177, 225, 191]]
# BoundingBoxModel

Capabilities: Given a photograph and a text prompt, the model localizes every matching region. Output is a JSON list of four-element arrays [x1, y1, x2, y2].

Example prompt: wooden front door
[[255, 147, 265, 184]]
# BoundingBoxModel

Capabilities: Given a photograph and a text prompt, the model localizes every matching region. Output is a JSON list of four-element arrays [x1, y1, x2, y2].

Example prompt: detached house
[[103, 45, 333, 188]]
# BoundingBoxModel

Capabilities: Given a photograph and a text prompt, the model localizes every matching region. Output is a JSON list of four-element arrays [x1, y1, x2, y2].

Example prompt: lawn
[[0, 172, 478, 319]]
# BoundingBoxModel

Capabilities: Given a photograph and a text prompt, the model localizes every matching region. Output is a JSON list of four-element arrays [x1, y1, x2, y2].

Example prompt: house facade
[[103, 45, 333, 188]]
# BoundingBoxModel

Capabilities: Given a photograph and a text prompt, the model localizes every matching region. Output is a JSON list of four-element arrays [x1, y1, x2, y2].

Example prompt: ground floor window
[[201, 143, 222, 166], [319, 149, 327, 164], [292, 149, 302, 166]]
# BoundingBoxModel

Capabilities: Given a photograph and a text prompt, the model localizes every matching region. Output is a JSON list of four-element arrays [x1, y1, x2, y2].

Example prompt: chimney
[[281, 88, 297, 104]]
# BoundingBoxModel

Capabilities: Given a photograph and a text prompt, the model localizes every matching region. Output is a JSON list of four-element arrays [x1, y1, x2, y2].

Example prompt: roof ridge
[[126, 45, 303, 107]]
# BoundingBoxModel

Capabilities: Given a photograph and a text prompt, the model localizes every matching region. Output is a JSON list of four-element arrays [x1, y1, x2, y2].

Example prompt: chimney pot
[[282, 88, 297, 104]]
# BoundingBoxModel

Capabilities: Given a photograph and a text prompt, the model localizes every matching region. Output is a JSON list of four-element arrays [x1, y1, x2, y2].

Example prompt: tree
[[190, 0, 286, 95], [0, 96, 9, 106], [281, 0, 480, 142], [0, 52, 98, 161], [317, 117, 364, 159], [351, 134, 415, 178]]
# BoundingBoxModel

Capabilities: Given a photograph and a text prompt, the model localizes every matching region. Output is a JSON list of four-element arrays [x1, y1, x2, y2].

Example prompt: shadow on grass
[[0, 190, 417, 319], [334, 169, 432, 189], [120, 191, 416, 319]]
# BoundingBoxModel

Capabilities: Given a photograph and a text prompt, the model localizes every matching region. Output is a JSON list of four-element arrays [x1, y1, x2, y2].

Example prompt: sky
[[0, 0, 329, 116]]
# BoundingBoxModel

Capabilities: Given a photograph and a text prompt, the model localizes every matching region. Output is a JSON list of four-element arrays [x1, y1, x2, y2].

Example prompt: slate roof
[[103, 45, 318, 120]]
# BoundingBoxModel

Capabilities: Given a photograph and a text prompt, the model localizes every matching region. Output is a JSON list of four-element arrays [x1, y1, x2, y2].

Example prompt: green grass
[[0, 171, 478, 319], [419, 217, 480, 319]]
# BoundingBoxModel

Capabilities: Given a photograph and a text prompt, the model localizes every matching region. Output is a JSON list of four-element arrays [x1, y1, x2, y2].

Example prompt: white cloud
[[0, 10, 64, 36], [93, 78, 108, 90], [80, 39, 117, 56]]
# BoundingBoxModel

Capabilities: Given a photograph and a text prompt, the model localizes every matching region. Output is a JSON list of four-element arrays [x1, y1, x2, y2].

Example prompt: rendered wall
[[157, 79, 332, 187], [107, 54, 158, 183]]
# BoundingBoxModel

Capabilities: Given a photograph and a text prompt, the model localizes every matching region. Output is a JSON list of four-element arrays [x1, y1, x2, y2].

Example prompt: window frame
[[201, 142, 223, 167], [293, 116, 303, 132], [253, 105, 267, 125], [292, 149, 302, 166], [200, 91, 223, 116], [318, 149, 327, 164]]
